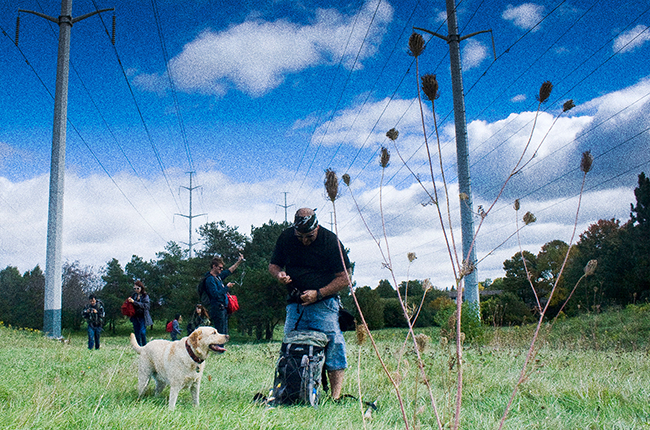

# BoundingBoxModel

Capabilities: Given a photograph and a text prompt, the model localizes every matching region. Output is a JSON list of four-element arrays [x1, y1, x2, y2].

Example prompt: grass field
[[1, 308, 650, 429]]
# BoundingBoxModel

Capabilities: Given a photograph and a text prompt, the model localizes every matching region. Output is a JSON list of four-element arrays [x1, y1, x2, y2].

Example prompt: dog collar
[[185, 339, 204, 364]]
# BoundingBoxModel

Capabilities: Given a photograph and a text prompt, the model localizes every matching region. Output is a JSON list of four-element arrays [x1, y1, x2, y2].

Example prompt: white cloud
[[137, 0, 393, 97], [511, 94, 526, 103], [502, 3, 545, 31], [462, 39, 488, 70], [613, 25, 650, 54]]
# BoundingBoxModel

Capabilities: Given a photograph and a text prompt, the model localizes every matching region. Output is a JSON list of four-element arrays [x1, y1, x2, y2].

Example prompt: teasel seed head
[[580, 150, 593, 173], [584, 259, 597, 276], [407, 252, 417, 263], [415, 333, 430, 353], [563, 99, 575, 112], [536, 81, 553, 103], [460, 259, 476, 277], [386, 128, 399, 141], [324, 168, 339, 201], [408, 32, 425, 57], [380, 146, 390, 168], [459, 192, 469, 201], [523, 211, 537, 225], [421, 74, 440, 101], [356, 323, 367, 345], [514, 199, 521, 211], [422, 278, 432, 292], [439, 336, 449, 348], [342, 173, 351, 187]]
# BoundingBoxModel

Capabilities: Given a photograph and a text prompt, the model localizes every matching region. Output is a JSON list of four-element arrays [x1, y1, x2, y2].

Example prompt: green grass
[[1, 310, 650, 429]]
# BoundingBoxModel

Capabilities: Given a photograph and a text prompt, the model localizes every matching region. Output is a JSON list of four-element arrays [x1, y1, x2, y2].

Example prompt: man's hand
[[300, 290, 318, 305], [276, 271, 292, 285]]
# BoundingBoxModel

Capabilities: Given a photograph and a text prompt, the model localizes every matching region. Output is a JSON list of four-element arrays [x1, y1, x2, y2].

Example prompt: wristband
[[316, 289, 323, 301]]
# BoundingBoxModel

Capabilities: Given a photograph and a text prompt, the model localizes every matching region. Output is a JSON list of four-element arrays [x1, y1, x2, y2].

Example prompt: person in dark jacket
[[203, 253, 244, 338], [128, 280, 153, 346], [186, 304, 211, 336], [82, 294, 105, 350]]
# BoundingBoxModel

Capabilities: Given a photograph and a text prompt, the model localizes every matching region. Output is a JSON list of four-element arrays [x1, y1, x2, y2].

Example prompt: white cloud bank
[[134, 0, 393, 97]]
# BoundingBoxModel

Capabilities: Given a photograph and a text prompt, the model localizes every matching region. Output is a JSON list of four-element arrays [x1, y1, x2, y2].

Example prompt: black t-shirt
[[270, 227, 351, 297]]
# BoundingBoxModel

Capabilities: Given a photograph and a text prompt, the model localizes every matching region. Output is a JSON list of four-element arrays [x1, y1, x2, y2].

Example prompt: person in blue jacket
[[204, 253, 244, 338]]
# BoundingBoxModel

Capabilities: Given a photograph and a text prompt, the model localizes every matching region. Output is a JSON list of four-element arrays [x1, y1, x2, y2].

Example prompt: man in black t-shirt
[[269, 208, 351, 400]]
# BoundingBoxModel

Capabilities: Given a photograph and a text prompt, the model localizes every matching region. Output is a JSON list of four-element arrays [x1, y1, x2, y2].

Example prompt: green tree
[[628, 172, 650, 297], [22, 266, 44, 329], [354, 286, 384, 330], [101, 259, 132, 333], [236, 221, 290, 339], [62, 261, 100, 330], [0, 266, 26, 327], [375, 279, 397, 298], [197, 220, 250, 264]]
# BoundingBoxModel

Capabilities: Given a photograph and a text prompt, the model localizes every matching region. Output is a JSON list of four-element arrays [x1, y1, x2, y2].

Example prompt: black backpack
[[268, 330, 328, 407], [197, 276, 210, 306]]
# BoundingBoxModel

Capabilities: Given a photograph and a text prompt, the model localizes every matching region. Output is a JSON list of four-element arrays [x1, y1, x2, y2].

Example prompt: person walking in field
[[82, 294, 105, 350], [186, 304, 211, 336], [128, 280, 153, 346], [269, 208, 352, 400]]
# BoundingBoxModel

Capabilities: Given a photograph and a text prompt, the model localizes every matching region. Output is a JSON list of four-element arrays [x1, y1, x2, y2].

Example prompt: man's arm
[[269, 263, 292, 284], [228, 253, 245, 273]]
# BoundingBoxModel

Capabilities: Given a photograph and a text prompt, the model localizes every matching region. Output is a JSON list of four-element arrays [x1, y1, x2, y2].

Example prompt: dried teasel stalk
[[380, 147, 390, 168], [415, 333, 430, 353], [523, 211, 537, 225], [537, 81, 553, 103], [408, 32, 425, 57], [584, 259, 597, 276], [386, 128, 399, 141], [514, 199, 521, 211], [421, 74, 440, 101], [580, 150, 593, 173], [563, 99, 575, 112], [324, 169, 339, 201]]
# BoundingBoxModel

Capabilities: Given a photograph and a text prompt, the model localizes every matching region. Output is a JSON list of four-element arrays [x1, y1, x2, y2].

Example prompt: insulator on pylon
[[15, 15, 20, 46], [111, 14, 116, 45]]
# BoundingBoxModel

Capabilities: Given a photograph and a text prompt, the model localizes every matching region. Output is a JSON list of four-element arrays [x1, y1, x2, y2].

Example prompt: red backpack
[[166, 321, 173, 332]]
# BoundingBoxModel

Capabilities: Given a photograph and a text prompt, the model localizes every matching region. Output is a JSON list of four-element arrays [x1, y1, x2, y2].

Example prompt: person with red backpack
[[167, 314, 182, 341]]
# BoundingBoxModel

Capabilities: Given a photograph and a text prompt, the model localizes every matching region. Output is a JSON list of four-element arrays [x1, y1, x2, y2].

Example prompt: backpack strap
[[293, 303, 303, 331]]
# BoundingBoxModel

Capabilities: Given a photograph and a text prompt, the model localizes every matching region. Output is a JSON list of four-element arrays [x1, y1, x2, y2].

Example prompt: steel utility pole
[[175, 172, 206, 259], [277, 192, 293, 223], [19, 0, 113, 338], [415, 0, 495, 312]]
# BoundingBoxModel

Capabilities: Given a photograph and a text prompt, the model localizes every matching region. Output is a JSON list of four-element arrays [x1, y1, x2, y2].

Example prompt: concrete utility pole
[[175, 172, 206, 259], [277, 192, 293, 223], [19, 0, 113, 338], [415, 0, 494, 312]]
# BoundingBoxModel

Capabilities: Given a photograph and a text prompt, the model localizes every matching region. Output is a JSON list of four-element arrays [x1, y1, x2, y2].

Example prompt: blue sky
[[1, 0, 649, 290]]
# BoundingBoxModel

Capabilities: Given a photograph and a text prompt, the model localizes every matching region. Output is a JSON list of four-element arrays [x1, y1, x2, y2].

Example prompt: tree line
[[0, 173, 648, 334]]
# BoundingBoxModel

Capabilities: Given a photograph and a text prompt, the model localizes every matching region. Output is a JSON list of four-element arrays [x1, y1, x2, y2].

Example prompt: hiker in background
[[128, 280, 152, 346], [186, 304, 211, 336], [203, 253, 245, 338], [170, 314, 182, 341], [82, 294, 105, 350], [269, 208, 352, 400]]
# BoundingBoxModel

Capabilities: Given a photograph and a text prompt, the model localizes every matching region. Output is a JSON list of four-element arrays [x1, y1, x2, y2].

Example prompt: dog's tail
[[129, 333, 143, 354]]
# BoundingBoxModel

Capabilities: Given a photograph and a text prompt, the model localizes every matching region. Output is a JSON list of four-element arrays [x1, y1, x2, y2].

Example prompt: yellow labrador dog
[[130, 326, 228, 410]]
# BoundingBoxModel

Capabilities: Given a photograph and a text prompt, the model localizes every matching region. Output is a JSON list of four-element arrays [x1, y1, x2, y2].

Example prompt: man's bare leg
[[328, 369, 345, 400]]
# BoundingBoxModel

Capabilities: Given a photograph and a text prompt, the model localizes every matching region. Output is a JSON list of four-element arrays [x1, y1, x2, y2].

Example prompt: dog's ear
[[188, 328, 202, 347]]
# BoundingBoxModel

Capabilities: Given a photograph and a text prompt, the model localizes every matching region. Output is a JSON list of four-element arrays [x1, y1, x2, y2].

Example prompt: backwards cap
[[294, 210, 318, 233]]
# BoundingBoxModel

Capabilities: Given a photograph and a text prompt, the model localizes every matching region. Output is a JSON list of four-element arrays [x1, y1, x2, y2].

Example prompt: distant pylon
[[277, 192, 294, 223], [175, 172, 206, 258]]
